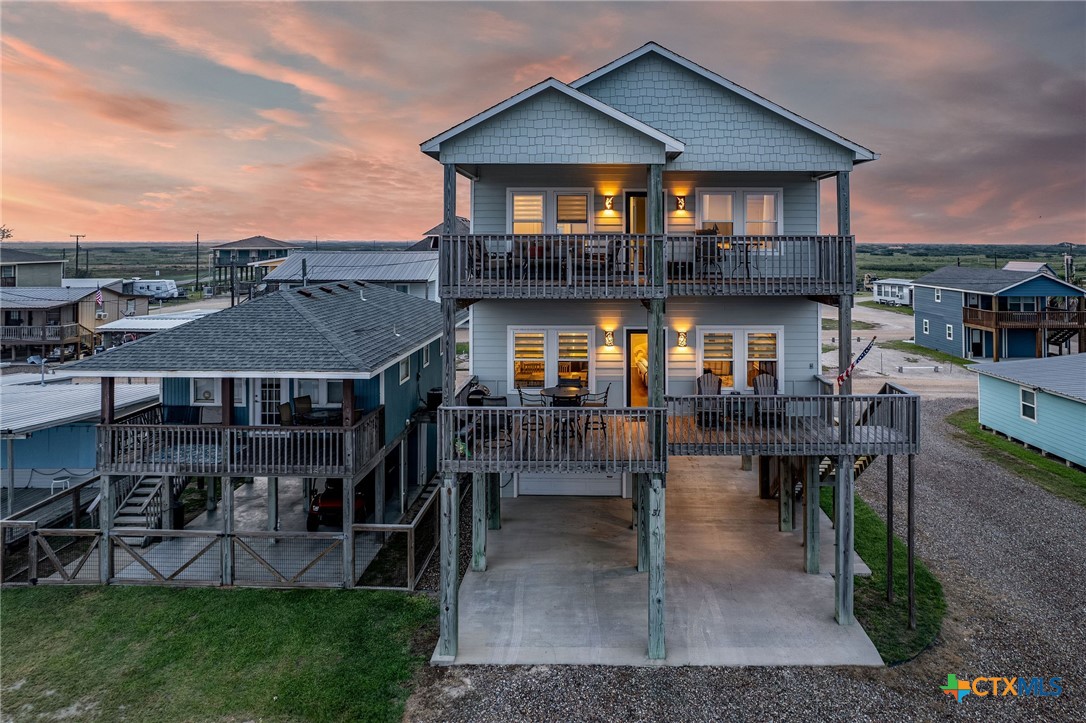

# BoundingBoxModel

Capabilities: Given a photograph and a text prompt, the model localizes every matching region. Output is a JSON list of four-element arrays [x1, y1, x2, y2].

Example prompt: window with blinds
[[746, 332, 778, 386], [702, 332, 734, 388], [512, 331, 546, 389], [557, 331, 589, 385], [556, 194, 589, 234], [512, 193, 545, 235], [744, 193, 778, 235]]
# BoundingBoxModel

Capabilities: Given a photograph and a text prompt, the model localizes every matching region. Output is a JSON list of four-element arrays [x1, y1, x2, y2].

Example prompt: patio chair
[[477, 395, 512, 447], [694, 372, 723, 428], [517, 388, 549, 439], [278, 403, 294, 426], [558, 375, 586, 389], [582, 383, 611, 438], [472, 237, 513, 281], [294, 395, 313, 415], [753, 373, 783, 426], [570, 239, 615, 286]]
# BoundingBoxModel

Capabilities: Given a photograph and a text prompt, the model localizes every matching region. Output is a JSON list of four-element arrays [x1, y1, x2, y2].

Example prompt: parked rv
[[130, 278, 180, 299]]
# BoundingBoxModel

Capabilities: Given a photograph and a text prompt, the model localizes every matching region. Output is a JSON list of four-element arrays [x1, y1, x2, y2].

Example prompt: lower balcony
[[0, 323, 84, 344], [963, 307, 1086, 330], [98, 406, 384, 478], [438, 385, 919, 474]]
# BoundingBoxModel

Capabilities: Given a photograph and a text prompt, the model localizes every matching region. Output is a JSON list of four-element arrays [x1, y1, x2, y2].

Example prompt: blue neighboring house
[[912, 265, 1085, 361], [972, 354, 1086, 469]]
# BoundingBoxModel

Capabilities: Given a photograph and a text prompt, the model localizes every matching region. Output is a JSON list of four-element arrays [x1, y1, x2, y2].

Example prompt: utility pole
[[230, 264, 237, 307], [195, 233, 200, 293], [70, 234, 85, 275], [315, 235, 319, 252]]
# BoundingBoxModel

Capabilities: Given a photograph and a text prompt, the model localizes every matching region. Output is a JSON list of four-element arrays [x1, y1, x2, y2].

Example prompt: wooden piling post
[[342, 473, 355, 588], [222, 477, 234, 586], [834, 455, 855, 625], [487, 473, 501, 530], [637, 474, 649, 573], [804, 457, 820, 574], [437, 473, 459, 659], [472, 473, 486, 572], [778, 457, 793, 532], [886, 455, 894, 603], [908, 454, 916, 630], [98, 475, 112, 584], [647, 474, 666, 660]]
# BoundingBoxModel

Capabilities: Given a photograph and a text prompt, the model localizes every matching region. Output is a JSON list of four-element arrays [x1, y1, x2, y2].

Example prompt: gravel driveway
[[406, 398, 1085, 721]]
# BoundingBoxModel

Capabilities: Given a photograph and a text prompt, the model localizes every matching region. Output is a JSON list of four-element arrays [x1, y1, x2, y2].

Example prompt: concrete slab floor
[[445, 456, 882, 667]]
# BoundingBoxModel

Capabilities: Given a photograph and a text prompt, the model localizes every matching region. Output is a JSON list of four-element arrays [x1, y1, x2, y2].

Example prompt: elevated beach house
[[3, 282, 443, 589], [424, 43, 921, 661], [210, 236, 301, 285], [912, 264, 1085, 361]]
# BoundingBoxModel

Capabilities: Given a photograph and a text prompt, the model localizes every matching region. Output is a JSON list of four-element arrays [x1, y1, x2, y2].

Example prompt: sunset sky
[[2, 1, 1083, 245]]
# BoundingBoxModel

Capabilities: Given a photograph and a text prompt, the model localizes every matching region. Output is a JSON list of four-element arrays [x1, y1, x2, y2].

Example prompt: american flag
[[95, 286, 103, 307], [838, 336, 877, 388]]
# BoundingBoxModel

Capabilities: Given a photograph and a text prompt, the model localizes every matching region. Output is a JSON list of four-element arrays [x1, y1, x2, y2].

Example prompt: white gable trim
[[570, 42, 878, 164], [420, 77, 684, 157], [912, 274, 1085, 297]]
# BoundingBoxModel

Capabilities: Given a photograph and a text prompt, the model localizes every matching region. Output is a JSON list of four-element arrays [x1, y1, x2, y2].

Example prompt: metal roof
[[264, 251, 439, 284], [911, 266, 1085, 296], [1002, 262, 1055, 274], [0, 371, 83, 387], [0, 287, 94, 309], [0, 248, 66, 265], [97, 309, 218, 333], [874, 278, 913, 285], [0, 383, 160, 435], [64, 282, 442, 379], [971, 355, 1086, 404], [210, 236, 302, 251], [62, 277, 123, 288]]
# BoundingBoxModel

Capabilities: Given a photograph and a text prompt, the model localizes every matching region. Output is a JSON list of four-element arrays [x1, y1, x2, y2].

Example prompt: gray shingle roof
[[65, 282, 442, 378], [210, 236, 302, 251], [911, 265, 1083, 295], [971, 355, 1086, 403], [0, 287, 94, 309], [264, 251, 438, 284], [0, 248, 66, 265]]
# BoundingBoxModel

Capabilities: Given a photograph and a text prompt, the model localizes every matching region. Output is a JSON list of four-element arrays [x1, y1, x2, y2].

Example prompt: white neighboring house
[[872, 278, 913, 306]]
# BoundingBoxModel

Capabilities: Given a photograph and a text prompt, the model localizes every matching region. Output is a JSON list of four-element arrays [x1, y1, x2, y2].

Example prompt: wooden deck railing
[[963, 307, 1086, 330], [438, 406, 668, 473], [666, 387, 920, 457], [0, 323, 83, 343], [439, 234, 854, 299], [98, 407, 384, 477]]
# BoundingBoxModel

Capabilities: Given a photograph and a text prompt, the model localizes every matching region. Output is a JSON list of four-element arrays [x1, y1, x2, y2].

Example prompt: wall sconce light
[[604, 330, 615, 347], [604, 196, 614, 211], [677, 331, 688, 348], [675, 195, 686, 211]]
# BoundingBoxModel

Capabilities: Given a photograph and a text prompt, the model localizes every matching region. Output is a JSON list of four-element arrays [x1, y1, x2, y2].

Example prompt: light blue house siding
[[438, 88, 667, 166], [0, 423, 97, 469], [913, 286, 963, 357], [577, 53, 855, 172], [472, 167, 818, 235], [978, 375, 1086, 467]]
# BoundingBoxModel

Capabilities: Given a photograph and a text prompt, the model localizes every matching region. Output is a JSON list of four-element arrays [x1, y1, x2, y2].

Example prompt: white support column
[[437, 473, 459, 660], [471, 473, 486, 572], [647, 474, 666, 660]]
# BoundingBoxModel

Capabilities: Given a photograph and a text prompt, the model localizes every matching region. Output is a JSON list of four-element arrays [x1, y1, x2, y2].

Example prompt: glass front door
[[256, 379, 286, 426], [625, 329, 665, 407]]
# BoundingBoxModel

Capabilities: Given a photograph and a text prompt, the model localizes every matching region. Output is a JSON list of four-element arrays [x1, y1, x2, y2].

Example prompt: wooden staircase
[[1047, 328, 1078, 347], [819, 454, 878, 486], [112, 476, 186, 546]]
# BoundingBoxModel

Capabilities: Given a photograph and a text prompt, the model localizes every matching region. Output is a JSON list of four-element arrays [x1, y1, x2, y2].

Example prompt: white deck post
[[647, 474, 666, 660], [437, 472, 459, 660]]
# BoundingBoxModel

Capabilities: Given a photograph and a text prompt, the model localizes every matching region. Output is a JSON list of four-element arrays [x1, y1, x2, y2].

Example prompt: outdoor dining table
[[540, 386, 590, 405], [295, 409, 343, 426]]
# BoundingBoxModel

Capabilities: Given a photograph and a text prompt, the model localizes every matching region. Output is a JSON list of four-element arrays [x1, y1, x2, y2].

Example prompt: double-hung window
[[509, 190, 593, 235], [296, 379, 344, 407], [946, 324, 954, 341], [192, 379, 245, 406], [510, 327, 593, 390], [1006, 296, 1037, 312], [934, 288, 942, 303], [697, 327, 782, 391], [1020, 388, 1037, 421]]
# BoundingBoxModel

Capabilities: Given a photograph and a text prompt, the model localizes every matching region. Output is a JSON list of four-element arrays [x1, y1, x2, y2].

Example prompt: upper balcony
[[98, 404, 385, 479], [439, 234, 854, 300], [963, 307, 1086, 331]]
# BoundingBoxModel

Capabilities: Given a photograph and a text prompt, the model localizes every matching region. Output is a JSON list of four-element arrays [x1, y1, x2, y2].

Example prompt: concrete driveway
[[449, 456, 880, 667]]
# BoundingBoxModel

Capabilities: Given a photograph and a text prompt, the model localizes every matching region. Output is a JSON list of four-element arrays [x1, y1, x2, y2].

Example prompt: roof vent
[[319, 286, 334, 294], [337, 283, 350, 290], [298, 289, 313, 298], [359, 288, 366, 301]]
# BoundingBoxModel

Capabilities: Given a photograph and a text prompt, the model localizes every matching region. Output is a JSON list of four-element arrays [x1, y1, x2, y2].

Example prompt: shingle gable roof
[[65, 282, 442, 378], [210, 236, 302, 251], [0, 248, 66, 264], [912, 266, 1085, 295]]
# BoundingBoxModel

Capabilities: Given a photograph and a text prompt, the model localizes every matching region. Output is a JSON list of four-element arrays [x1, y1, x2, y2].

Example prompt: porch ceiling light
[[675, 195, 686, 211], [604, 330, 615, 347], [604, 196, 614, 211], [677, 331, 688, 348]]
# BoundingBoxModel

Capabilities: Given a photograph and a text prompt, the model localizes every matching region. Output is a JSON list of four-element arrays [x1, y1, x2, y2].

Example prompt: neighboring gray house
[[1, 248, 66, 287], [972, 354, 1086, 469], [912, 266, 1085, 361], [263, 251, 439, 301], [210, 236, 301, 283], [422, 42, 920, 662], [410, 217, 471, 251]]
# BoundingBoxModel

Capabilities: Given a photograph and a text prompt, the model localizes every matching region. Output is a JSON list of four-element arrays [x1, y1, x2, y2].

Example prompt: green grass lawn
[[820, 487, 945, 665], [822, 318, 878, 331], [0, 587, 437, 722], [946, 408, 1086, 508], [822, 344, 837, 354], [878, 339, 975, 368], [858, 300, 914, 316]]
